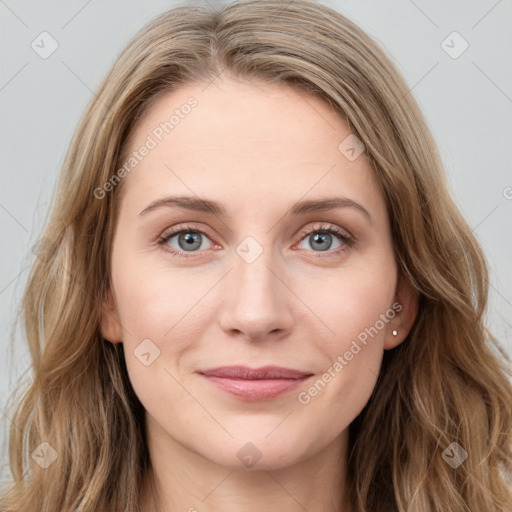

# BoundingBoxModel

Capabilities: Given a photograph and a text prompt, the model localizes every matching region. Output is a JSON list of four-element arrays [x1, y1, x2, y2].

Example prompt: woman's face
[[101, 78, 416, 470]]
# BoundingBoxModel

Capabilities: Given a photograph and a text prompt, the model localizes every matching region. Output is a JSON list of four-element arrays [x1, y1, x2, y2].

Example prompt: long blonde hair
[[1, 0, 511, 510]]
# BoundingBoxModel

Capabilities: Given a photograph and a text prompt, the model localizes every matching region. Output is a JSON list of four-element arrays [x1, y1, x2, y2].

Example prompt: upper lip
[[198, 365, 313, 380]]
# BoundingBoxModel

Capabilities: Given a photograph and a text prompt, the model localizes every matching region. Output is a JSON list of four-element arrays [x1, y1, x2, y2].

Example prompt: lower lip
[[201, 375, 312, 400]]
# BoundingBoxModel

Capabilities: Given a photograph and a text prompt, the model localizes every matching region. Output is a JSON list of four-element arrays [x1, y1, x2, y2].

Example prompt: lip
[[198, 365, 314, 401]]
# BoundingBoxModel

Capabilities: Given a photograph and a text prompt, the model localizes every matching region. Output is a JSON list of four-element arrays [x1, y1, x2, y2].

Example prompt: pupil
[[180, 232, 201, 251], [312, 233, 330, 251]]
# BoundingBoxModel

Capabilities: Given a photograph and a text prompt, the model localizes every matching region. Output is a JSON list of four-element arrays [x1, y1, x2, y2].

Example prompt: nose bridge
[[218, 234, 292, 340]]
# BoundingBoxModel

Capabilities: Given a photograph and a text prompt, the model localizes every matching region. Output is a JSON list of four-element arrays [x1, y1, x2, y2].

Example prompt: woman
[[1, 0, 511, 510]]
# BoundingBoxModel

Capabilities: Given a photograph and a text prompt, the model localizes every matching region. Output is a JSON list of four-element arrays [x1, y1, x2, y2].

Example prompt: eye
[[158, 224, 215, 259], [157, 222, 355, 259], [294, 223, 354, 255]]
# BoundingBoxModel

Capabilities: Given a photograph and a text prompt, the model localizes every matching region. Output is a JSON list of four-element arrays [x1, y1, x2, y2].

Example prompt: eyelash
[[157, 223, 355, 259]]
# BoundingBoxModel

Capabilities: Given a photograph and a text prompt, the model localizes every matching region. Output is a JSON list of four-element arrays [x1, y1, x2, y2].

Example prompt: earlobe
[[99, 288, 123, 343], [384, 273, 419, 350]]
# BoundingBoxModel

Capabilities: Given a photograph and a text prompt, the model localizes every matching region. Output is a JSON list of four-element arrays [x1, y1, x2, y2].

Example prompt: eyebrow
[[139, 195, 372, 222]]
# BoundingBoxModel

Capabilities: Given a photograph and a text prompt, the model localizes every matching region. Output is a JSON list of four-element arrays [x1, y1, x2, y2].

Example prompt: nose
[[218, 243, 294, 343]]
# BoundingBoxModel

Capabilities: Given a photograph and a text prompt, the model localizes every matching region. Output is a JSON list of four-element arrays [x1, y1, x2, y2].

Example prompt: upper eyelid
[[297, 223, 353, 239], [159, 223, 212, 241], [159, 222, 353, 246]]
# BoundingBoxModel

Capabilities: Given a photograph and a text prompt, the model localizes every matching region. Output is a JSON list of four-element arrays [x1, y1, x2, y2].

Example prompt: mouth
[[197, 365, 314, 401]]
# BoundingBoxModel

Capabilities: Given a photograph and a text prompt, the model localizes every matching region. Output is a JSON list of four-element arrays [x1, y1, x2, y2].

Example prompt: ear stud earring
[[392, 330, 398, 336]]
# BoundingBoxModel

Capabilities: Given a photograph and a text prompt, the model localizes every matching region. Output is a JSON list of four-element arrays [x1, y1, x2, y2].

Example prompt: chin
[[199, 434, 313, 471]]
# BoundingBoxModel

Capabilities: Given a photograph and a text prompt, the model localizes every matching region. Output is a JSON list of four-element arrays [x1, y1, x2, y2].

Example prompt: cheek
[[292, 262, 396, 432], [298, 257, 396, 349], [295, 345, 382, 449], [116, 273, 196, 421], [111, 257, 215, 399], [293, 260, 395, 391], [111, 250, 204, 339]]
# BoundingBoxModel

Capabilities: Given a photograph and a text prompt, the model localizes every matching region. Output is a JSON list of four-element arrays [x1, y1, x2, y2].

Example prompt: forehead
[[118, 79, 383, 216]]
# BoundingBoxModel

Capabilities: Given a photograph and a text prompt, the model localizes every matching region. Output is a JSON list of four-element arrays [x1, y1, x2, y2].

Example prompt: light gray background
[[1, 0, 511, 477]]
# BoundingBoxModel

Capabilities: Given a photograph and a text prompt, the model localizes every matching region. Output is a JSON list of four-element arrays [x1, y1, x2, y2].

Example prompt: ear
[[99, 288, 123, 343], [384, 272, 419, 350]]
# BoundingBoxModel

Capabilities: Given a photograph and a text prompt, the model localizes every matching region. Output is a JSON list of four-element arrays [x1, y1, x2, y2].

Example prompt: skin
[[100, 77, 418, 512]]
